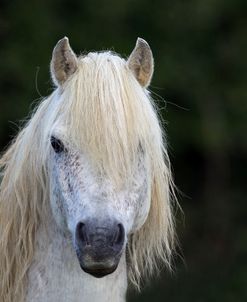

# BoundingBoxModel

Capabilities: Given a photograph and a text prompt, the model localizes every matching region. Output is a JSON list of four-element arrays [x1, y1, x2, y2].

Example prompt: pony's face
[[47, 37, 159, 279], [49, 134, 151, 278]]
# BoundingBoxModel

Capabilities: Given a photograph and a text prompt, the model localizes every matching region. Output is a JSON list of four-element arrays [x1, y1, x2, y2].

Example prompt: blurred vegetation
[[0, 0, 246, 301]]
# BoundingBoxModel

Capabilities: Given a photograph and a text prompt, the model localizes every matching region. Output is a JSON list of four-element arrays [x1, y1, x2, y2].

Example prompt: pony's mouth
[[80, 263, 118, 278], [75, 246, 122, 278]]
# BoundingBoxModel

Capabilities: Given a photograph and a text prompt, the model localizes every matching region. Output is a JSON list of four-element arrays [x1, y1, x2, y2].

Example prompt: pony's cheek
[[49, 176, 74, 232], [49, 193, 68, 231]]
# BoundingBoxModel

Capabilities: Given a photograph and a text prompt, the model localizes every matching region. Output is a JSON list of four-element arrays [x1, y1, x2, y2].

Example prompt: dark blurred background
[[0, 0, 246, 301]]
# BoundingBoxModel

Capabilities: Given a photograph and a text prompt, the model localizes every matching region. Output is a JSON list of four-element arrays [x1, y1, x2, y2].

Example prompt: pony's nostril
[[76, 222, 89, 246], [113, 223, 125, 246]]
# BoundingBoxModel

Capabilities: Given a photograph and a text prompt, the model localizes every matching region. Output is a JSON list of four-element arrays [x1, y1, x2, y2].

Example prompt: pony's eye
[[50, 136, 65, 153]]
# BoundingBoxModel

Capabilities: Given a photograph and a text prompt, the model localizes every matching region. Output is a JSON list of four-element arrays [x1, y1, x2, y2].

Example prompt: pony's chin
[[80, 263, 118, 278]]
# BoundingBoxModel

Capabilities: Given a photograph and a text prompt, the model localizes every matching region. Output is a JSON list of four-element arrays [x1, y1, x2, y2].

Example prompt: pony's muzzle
[[75, 219, 125, 278]]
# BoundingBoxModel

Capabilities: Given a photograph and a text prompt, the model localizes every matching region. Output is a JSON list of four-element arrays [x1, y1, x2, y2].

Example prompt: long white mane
[[0, 51, 176, 302]]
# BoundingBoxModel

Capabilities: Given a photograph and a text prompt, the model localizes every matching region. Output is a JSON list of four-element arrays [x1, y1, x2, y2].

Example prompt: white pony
[[0, 37, 176, 302]]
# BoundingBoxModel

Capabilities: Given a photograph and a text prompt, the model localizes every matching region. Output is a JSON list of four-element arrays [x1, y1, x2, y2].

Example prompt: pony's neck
[[26, 209, 127, 302]]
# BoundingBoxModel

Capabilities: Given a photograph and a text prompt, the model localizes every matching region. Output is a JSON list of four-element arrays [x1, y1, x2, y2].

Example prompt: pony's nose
[[75, 219, 125, 277], [76, 221, 125, 250]]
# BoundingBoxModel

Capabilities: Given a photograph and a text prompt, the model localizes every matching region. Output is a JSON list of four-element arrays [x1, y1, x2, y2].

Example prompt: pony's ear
[[127, 38, 154, 87], [50, 37, 78, 86]]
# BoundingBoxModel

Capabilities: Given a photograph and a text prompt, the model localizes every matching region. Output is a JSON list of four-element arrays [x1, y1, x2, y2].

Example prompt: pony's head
[[48, 37, 160, 278], [0, 37, 175, 301]]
